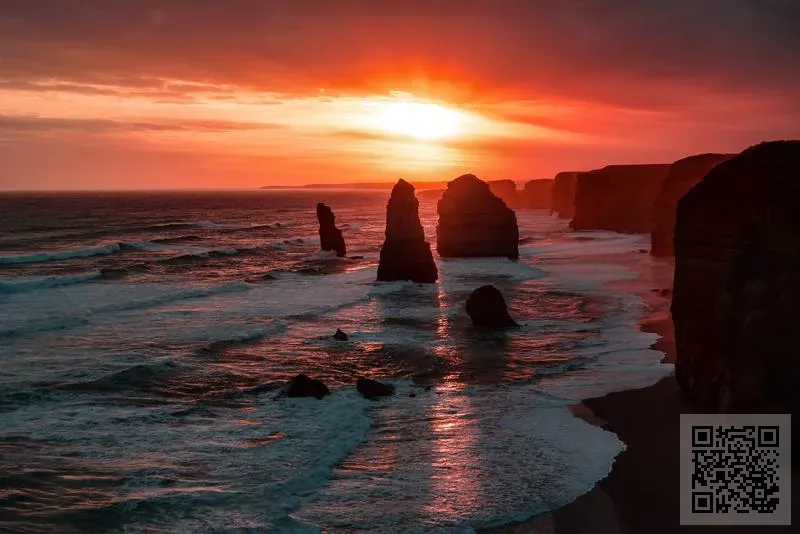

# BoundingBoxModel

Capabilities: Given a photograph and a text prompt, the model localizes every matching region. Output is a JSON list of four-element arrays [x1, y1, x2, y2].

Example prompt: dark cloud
[[0, 1, 798, 105]]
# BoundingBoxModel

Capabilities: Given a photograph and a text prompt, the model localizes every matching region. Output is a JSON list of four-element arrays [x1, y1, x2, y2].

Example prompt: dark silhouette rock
[[284, 373, 330, 399], [521, 179, 554, 209], [487, 179, 520, 208], [551, 172, 579, 218], [651, 153, 734, 257], [571, 164, 671, 233], [316, 203, 346, 257], [437, 174, 519, 258], [672, 141, 800, 430], [356, 377, 395, 399], [377, 179, 438, 283], [465, 285, 518, 327], [333, 328, 348, 341]]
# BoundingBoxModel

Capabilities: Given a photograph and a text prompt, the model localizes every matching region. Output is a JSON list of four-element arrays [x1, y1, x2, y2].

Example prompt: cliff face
[[486, 180, 520, 209], [551, 172, 578, 219], [377, 179, 438, 283], [521, 179, 554, 209], [672, 141, 800, 421], [570, 164, 670, 233], [651, 154, 733, 257], [316, 203, 346, 257], [437, 174, 519, 258]]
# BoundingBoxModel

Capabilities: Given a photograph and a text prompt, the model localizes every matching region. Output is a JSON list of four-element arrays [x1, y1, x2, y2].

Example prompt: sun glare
[[366, 100, 465, 140]]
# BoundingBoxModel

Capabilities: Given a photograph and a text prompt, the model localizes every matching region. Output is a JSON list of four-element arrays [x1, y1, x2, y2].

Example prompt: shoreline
[[487, 295, 798, 533]]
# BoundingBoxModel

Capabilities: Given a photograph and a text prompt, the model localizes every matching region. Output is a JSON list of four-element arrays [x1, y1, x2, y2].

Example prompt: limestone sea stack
[[672, 141, 800, 426], [521, 179, 554, 209], [570, 164, 670, 233], [550, 172, 578, 218], [487, 179, 520, 208], [465, 285, 518, 327], [376, 179, 438, 283], [316, 203, 346, 257], [437, 174, 519, 258], [650, 153, 734, 257]]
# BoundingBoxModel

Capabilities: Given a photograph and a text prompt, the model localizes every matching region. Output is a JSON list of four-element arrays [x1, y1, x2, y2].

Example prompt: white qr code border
[[680, 413, 791, 526]]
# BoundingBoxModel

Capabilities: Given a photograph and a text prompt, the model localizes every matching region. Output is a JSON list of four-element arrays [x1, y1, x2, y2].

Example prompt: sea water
[[0, 191, 673, 533]]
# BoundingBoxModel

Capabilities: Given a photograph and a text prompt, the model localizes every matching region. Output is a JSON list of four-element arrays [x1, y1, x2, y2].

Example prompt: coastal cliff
[[551, 172, 578, 219], [571, 164, 670, 233]]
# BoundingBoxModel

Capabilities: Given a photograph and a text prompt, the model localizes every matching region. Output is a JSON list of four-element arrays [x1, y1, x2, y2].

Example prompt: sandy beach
[[487, 309, 798, 534]]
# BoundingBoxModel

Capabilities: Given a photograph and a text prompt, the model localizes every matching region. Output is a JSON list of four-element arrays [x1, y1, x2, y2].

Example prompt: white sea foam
[[0, 243, 121, 265], [0, 271, 103, 294]]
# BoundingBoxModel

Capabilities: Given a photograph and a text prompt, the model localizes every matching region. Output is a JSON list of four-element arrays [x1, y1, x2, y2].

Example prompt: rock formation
[[284, 373, 330, 399], [487, 180, 520, 208], [521, 179, 554, 209], [651, 153, 733, 257], [333, 328, 348, 341], [571, 164, 670, 233], [437, 174, 519, 258], [316, 203, 346, 257], [465, 285, 518, 327], [551, 172, 578, 218], [672, 141, 800, 426], [356, 377, 395, 399], [376, 179, 438, 283]]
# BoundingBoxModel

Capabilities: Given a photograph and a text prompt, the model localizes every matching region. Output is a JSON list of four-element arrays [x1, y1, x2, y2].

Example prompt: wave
[[0, 243, 121, 265], [58, 360, 180, 394], [150, 235, 207, 244], [0, 281, 252, 338], [0, 272, 103, 294], [196, 321, 288, 355]]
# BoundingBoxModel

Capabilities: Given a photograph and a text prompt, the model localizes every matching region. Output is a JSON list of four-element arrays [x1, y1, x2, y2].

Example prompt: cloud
[[0, 114, 282, 134]]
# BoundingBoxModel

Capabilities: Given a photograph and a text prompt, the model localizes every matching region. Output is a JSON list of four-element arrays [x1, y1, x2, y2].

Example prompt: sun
[[366, 100, 465, 140]]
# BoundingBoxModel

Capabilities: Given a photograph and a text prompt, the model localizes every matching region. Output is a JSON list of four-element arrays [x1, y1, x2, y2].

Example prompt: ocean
[[0, 190, 673, 533]]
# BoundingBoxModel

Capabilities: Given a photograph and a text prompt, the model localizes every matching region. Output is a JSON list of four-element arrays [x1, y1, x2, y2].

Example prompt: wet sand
[[487, 311, 798, 534]]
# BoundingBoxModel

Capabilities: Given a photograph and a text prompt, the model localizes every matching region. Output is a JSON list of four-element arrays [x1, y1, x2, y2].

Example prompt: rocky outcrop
[[356, 377, 395, 399], [333, 328, 348, 341], [672, 141, 800, 425], [651, 153, 733, 257], [487, 180, 520, 208], [284, 374, 330, 399], [465, 285, 518, 327], [377, 179, 438, 283], [571, 164, 670, 233], [521, 179, 554, 209], [316, 203, 346, 257], [551, 172, 578, 218], [437, 174, 519, 258]]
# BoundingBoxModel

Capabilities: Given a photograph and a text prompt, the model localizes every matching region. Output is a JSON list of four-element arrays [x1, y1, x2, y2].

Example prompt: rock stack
[[376, 179, 438, 283], [316, 203, 346, 257], [465, 285, 518, 327], [487, 179, 520, 208], [650, 153, 733, 257], [672, 141, 800, 426], [437, 174, 519, 258], [521, 179, 554, 209], [571, 164, 670, 233], [551, 172, 578, 218]]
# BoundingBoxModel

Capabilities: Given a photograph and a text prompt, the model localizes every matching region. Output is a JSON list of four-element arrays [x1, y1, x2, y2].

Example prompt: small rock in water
[[465, 285, 519, 327], [659, 288, 672, 297], [638, 248, 648, 253], [356, 377, 395, 399], [333, 328, 349, 341], [409, 393, 417, 398], [284, 373, 330, 400]]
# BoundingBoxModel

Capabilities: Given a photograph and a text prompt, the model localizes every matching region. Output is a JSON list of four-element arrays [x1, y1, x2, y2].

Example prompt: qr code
[[680, 414, 791, 525]]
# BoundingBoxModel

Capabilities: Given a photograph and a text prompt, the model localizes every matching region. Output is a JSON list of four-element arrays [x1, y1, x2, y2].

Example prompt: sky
[[1, 0, 799, 190]]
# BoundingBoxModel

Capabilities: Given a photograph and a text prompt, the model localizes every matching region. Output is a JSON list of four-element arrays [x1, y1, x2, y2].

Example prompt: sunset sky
[[1, 0, 799, 190]]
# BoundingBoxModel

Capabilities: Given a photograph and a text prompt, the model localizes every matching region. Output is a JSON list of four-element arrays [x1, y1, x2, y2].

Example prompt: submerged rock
[[316, 203, 346, 257], [356, 377, 395, 399], [571, 164, 670, 233], [465, 285, 518, 327], [284, 373, 330, 399], [551, 172, 578, 219], [333, 328, 349, 341], [672, 141, 800, 427], [651, 153, 734, 257], [521, 179, 554, 209], [437, 174, 519, 258], [377, 179, 438, 283]]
